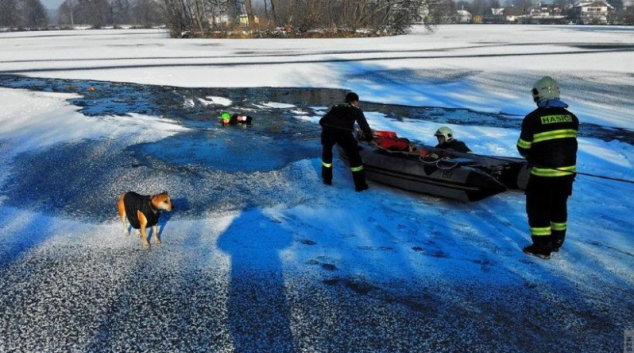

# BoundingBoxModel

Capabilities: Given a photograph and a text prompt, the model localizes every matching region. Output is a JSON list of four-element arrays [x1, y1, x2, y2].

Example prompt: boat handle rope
[[483, 154, 634, 185], [482, 153, 634, 185], [416, 155, 459, 169], [532, 165, 634, 185]]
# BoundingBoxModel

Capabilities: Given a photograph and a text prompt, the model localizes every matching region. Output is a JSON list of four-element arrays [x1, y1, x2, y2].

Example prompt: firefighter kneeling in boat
[[320, 92, 373, 192]]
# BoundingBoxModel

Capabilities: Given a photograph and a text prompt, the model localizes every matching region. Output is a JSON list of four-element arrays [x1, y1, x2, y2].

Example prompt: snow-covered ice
[[0, 25, 633, 352]]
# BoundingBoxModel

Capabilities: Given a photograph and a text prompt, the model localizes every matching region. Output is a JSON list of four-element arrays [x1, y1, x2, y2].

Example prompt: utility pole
[[69, 0, 74, 27]]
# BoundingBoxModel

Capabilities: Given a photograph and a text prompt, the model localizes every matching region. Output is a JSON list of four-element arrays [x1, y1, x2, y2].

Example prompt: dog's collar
[[148, 196, 159, 214]]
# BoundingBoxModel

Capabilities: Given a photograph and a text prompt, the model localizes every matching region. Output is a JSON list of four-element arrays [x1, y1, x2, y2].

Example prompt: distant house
[[208, 14, 260, 28], [238, 15, 259, 27], [504, 7, 524, 23], [440, 9, 472, 23], [456, 10, 472, 23], [572, 1, 615, 24], [520, 3, 567, 23], [483, 8, 506, 23]]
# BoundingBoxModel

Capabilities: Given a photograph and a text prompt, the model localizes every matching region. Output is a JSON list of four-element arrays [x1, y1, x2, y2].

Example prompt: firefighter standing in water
[[319, 92, 374, 192], [219, 112, 253, 125], [517, 76, 579, 259]]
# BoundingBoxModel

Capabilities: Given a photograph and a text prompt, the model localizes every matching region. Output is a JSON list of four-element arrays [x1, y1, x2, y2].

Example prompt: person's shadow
[[217, 209, 295, 353]]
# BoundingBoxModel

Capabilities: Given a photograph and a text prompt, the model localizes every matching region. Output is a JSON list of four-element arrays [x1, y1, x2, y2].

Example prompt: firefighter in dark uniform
[[319, 92, 374, 192], [517, 76, 579, 259], [434, 126, 472, 153], [219, 111, 253, 125]]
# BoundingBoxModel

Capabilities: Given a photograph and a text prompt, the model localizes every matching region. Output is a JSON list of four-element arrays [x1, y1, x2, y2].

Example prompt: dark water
[[1, 74, 631, 144]]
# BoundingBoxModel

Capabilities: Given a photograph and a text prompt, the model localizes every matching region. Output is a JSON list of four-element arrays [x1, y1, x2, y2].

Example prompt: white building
[[456, 10, 472, 23], [573, 1, 615, 24]]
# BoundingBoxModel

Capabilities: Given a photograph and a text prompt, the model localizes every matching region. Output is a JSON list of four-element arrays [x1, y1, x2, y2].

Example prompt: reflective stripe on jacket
[[517, 107, 579, 177]]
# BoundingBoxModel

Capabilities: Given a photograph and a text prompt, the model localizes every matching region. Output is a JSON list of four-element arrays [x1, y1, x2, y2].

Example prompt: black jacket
[[123, 192, 160, 229], [435, 139, 471, 153], [517, 106, 578, 177], [229, 114, 253, 125], [319, 103, 372, 140]]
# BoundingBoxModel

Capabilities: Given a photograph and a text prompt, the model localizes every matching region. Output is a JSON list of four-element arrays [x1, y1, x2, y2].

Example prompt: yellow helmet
[[532, 76, 560, 102]]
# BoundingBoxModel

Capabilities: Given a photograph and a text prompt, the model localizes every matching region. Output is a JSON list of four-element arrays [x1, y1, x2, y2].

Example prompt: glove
[[419, 150, 439, 159]]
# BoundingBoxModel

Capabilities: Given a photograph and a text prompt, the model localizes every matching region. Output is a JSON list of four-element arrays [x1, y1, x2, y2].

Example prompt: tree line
[[55, 0, 163, 28], [0, 0, 455, 36], [3, 0, 630, 34], [0, 0, 163, 29], [1, 0, 49, 28], [162, 0, 455, 38]]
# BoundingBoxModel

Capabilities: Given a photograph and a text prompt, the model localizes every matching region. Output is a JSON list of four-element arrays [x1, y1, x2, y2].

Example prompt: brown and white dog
[[117, 191, 173, 248]]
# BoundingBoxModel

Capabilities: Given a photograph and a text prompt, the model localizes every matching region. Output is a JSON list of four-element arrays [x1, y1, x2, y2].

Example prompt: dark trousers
[[525, 175, 574, 237], [321, 130, 365, 186]]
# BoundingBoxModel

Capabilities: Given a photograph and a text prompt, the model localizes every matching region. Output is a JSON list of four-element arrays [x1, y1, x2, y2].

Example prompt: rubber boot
[[551, 230, 566, 252], [322, 165, 332, 185], [352, 170, 369, 192], [523, 235, 552, 260]]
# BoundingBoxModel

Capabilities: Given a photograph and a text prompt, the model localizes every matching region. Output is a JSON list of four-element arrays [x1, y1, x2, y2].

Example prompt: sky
[[42, 0, 64, 9], [0, 25, 633, 352]]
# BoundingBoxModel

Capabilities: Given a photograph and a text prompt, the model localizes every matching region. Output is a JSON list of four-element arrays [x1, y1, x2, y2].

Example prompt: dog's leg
[[137, 211, 150, 248], [117, 193, 130, 236], [121, 216, 130, 236], [152, 225, 161, 244]]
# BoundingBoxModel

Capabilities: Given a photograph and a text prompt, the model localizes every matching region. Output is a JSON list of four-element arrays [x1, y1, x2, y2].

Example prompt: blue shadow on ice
[[0, 209, 55, 269], [217, 208, 296, 352], [132, 128, 320, 173]]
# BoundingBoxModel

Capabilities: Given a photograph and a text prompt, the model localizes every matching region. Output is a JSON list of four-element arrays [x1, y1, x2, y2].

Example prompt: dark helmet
[[345, 92, 359, 103]]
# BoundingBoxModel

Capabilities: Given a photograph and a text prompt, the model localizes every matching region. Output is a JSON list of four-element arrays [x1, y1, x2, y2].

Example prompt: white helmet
[[532, 76, 560, 103], [434, 126, 454, 142]]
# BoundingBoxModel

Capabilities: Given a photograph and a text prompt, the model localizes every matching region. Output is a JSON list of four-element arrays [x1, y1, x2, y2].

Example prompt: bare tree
[[130, 0, 162, 27], [55, 0, 162, 27], [0, 0, 49, 29], [190, 0, 207, 34], [161, 0, 191, 35], [58, 0, 110, 27], [110, 0, 132, 26], [0, 0, 21, 27], [57, 0, 77, 26], [243, 0, 255, 29], [22, 0, 49, 28], [81, 0, 111, 27]]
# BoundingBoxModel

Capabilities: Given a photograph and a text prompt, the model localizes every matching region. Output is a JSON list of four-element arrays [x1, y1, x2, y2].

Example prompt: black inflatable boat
[[337, 133, 529, 202]]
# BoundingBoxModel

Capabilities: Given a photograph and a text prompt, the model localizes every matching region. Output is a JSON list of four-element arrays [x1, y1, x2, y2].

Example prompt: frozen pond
[[1, 26, 633, 353], [0, 75, 632, 223]]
